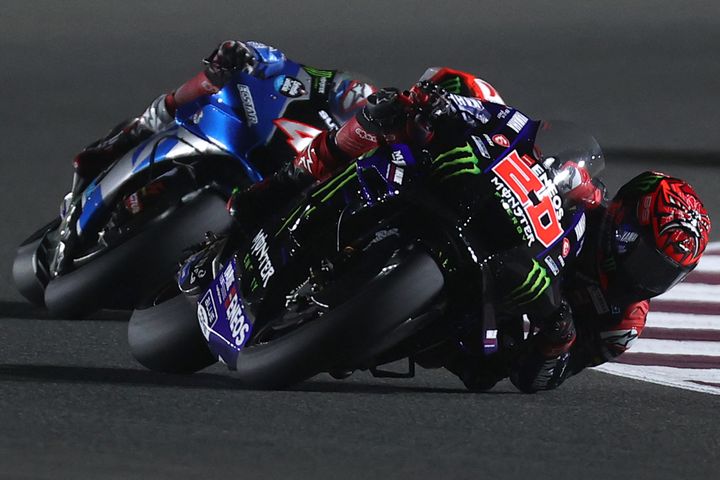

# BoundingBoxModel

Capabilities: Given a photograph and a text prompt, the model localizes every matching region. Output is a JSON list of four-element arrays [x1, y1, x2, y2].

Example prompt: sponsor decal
[[557, 254, 566, 267], [354, 127, 377, 143], [544, 255, 560, 276], [639, 194, 653, 225], [574, 213, 586, 242], [340, 81, 375, 113], [386, 164, 405, 185], [197, 290, 218, 341], [273, 118, 323, 153], [432, 143, 481, 181], [226, 287, 251, 348], [250, 230, 275, 288], [448, 93, 491, 124], [588, 285, 610, 314], [491, 150, 564, 247], [497, 108, 511, 119], [470, 135, 491, 159], [492, 134, 510, 148], [236, 84, 258, 125], [616, 228, 639, 254], [483, 134, 495, 146], [277, 75, 306, 98], [507, 111, 529, 133], [318, 110, 338, 130], [317, 76, 328, 94], [562, 237, 571, 257], [601, 328, 639, 356], [303, 66, 335, 95], [391, 149, 407, 166], [438, 76, 462, 94], [507, 259, 551, 305]]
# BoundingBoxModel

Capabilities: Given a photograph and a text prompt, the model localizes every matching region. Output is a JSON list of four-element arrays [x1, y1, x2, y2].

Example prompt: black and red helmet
[[602, 171, 711, 299]]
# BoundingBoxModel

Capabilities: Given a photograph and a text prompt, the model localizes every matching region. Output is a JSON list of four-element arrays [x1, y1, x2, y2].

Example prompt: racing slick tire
[[12, 218, 61, 307], [128, 293, 216, 373], [233, 250, 445, 389], [42, 191, 233, 318]]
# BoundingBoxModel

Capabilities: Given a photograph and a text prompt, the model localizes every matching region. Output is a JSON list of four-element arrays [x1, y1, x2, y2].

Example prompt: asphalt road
[[1, 1, 719, 478]]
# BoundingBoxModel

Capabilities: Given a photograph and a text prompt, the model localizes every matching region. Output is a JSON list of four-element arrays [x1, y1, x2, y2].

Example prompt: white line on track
[[594, 363, 720, 395], [631, 338, 720, 356], [654, 283, 720, 303], [695, 255, 720, 273], [647, 311, 720, 330]]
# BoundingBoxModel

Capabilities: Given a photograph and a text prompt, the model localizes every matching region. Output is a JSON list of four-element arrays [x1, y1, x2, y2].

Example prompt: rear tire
[[43, 191, 232, 318], [233, 250, 445, 389]]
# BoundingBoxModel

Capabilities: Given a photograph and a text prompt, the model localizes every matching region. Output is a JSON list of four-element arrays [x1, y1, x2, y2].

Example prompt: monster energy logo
[[507, 259, 551, 305], [275, 163, 358, 237], [439, 76, 462, 94], [623, 173, 663, 194], [303, 66, 334, 78], [432, 143, 481, 181]]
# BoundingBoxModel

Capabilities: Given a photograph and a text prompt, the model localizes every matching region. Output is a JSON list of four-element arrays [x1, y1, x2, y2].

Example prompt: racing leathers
[[70, 40, 376, 196], [56, 40, 375, 275], [273, 67, 650, 393]]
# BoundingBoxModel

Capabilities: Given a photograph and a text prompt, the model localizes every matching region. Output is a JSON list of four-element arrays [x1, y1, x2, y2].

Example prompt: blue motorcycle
[[13, 56, 347, 317]]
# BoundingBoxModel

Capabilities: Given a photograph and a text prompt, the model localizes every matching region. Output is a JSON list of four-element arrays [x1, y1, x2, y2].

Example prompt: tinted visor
[[614, 229, 694, 298]]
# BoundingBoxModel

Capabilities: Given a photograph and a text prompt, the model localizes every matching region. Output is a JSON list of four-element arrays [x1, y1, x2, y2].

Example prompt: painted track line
[[595, 242, 720, 395]]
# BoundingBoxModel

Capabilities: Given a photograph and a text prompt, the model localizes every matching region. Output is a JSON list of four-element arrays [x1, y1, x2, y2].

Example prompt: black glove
[[203, 40, 257, 85], [357, 87, 408, 139]]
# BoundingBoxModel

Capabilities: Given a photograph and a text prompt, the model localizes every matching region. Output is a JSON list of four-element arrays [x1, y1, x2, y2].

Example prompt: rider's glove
[[406, 81, 474, 144], [357, 88, 409, 142], [203, 40, 257, 85]]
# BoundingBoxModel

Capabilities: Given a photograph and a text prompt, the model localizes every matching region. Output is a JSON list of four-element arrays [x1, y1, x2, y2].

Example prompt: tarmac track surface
[[1, 2, 719, 478]]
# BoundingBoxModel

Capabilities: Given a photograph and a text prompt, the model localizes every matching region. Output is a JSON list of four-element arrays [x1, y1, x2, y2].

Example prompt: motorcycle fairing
[[76, 126, 225, 234], [77, 58, 317, 237], [197, 257, 254, 367]]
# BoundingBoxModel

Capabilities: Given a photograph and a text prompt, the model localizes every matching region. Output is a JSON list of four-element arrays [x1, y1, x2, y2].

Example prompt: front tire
[[233, 250, 445, 389], [128, 293, 216, 373], [43, 191, 232, 318]]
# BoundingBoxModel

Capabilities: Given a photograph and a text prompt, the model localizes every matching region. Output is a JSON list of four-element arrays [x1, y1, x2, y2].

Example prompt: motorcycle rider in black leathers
[[72, 40, 712, 392]]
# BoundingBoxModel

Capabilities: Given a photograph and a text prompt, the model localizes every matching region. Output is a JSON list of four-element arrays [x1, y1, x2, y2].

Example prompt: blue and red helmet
[[602, 171, 711, 299]]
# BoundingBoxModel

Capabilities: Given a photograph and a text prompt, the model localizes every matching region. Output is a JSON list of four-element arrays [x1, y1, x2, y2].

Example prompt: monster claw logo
[[650, 178, 711, 266]]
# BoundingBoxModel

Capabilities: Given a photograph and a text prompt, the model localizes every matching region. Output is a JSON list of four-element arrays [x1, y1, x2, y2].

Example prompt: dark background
[[1, 1, 719, 478]]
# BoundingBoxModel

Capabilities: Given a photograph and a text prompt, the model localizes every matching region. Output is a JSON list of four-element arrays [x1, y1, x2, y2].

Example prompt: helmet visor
[[614, 228, 694, 298]]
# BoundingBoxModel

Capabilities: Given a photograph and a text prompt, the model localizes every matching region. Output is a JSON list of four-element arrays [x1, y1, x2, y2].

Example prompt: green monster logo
[[506, 259, 551, 306], [432, 143, 481, 181], [275, 163, 358, 237], [438, 76, 462, 94], [303, 66, 334, 78], [623, 172, 664, 194]]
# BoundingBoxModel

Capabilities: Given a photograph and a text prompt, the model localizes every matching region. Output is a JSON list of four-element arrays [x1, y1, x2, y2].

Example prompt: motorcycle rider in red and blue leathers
[[72, 40, 712, 392]]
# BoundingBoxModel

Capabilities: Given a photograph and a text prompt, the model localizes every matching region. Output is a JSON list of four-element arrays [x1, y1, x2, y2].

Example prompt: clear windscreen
[[534, 120, 605, 180]]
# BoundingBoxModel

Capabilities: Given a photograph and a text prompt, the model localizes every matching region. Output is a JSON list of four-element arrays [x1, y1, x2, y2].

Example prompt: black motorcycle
[[129, 105, 605, 388]]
